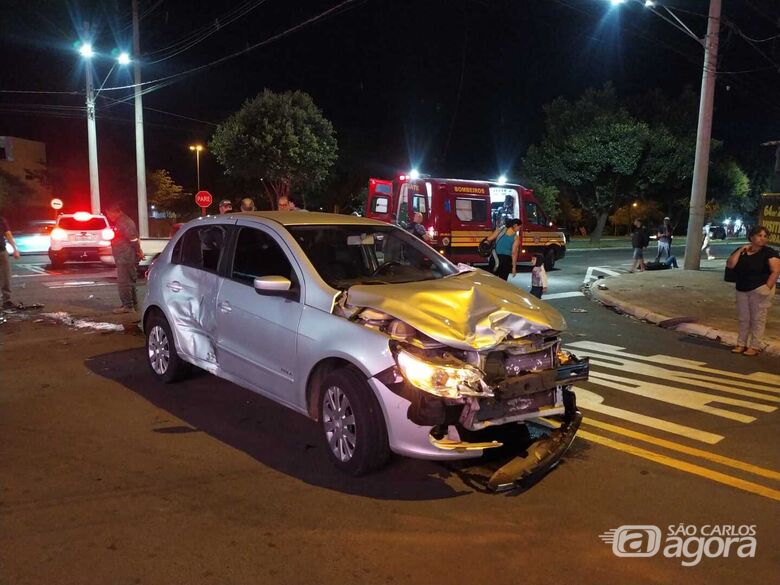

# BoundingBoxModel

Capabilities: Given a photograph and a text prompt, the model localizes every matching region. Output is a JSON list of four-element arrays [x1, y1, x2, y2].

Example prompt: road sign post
[[195, 190, 212, 216], [51, 198, 63, 220]]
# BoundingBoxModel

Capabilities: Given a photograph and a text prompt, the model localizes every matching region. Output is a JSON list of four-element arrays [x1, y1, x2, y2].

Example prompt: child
[[530, 253, 547, 299]]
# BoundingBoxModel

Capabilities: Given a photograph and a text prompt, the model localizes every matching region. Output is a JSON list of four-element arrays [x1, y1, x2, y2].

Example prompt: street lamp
[[189, 145, 204, 191], [78, 42, 131, 214]]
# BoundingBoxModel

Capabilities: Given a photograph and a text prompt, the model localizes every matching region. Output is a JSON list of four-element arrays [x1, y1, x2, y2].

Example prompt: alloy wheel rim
[[148, 325, 170, 375], [322, 386, 356, 462]]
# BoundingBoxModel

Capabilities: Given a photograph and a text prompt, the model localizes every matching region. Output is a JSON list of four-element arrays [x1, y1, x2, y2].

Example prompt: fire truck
[[365, 175, 566, 269]]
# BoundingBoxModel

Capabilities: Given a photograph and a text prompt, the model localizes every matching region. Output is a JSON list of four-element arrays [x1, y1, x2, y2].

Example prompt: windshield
[[287, 224, 459, 288], [57, 217, 108, 230]]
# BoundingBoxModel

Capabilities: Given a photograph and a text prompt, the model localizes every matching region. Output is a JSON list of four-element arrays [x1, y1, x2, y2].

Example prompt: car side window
[[176, 225, 227, 272], [525, 201, 540, 225], [231, 227, 294, 285]]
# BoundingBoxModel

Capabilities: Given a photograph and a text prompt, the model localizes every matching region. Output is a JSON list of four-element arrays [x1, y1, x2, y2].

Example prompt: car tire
[[49, 255, 63, 269], [544, 248, 556, 271], [145, 312, 191, 383], [318, 367, 390, 475]]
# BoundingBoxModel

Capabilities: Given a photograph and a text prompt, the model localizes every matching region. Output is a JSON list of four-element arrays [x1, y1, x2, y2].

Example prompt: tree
[[708, 158, 751, 217], [0, 169, 34, 223], [522, 85, 707, 243], [210, 90, 338, 209], [147, 169, 187, 216], [523, 85, 651, 242]]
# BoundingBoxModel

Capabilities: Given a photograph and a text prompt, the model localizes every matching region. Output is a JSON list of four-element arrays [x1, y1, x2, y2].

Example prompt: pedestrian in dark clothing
[[105, 203, 143, 313], [655, 217, 672, 261], [630, 218, 649, 272], [726, 225, 780, 356], [0, 216, 21, 308]]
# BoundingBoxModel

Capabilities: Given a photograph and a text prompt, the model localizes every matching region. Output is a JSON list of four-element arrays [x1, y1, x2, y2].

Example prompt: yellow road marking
[[582, 419, 780, 481], [577, 430, 780, 502]]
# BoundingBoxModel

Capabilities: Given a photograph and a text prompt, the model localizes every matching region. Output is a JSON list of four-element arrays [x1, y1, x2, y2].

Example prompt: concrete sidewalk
[[588, 262, 780, 357]]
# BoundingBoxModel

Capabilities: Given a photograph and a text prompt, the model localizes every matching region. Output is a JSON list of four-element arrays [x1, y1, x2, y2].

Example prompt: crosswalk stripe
[[574, 387, 724, 444], [582, 418, 780, 481], [543, 291, 584, 300], [583, 355, 780, 403], [569, 341, 780, 392], [577, 430, 780, 502]]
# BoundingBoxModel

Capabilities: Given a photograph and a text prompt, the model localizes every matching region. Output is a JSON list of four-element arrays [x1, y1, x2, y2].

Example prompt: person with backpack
[[629, 218, 649, 272]]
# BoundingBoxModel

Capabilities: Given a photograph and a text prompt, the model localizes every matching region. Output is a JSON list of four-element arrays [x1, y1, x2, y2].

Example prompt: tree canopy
[[147, 169, 187, 216], [210, 90, 338, 209], [522, 84, 706, 241]]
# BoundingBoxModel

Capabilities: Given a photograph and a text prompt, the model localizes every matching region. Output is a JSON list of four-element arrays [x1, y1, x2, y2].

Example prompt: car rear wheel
[[319, 368, 390, 475], [544, 248, 556, 271], [145, 312, 191, 383]]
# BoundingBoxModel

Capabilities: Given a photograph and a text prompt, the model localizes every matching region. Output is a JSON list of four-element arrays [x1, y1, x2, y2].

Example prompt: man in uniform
[[105, 203, 143, 314]]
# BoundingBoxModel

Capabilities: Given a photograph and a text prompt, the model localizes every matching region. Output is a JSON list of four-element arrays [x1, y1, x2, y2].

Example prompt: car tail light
[[73, 211, 93, 221], [101, 228, 115, 241], [51, 228, 67, 241]]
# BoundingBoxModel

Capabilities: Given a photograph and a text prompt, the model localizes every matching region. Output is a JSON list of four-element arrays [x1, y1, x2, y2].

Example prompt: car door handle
[[218, 301, 232, 313], [166, 280, 182, 292]]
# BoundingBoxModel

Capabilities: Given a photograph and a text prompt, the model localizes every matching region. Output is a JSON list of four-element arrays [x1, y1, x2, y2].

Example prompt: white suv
[[49, 212, 114, 267]]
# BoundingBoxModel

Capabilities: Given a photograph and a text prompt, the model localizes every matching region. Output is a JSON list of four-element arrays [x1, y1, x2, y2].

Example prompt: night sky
[[1, 0, 778, 211]]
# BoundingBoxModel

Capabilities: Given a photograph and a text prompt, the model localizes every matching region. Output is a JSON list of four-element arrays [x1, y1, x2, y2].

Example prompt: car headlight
[[395, 349, 485, 398]]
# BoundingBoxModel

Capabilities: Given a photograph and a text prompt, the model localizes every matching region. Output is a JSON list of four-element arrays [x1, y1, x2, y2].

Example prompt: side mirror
[[253, 275, 297, 298]]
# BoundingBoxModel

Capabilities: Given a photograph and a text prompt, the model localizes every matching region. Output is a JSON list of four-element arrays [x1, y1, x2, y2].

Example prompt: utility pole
[[84, 27, 101, 214], [132, 0, 149, 237], [684, 0, 721, 270]]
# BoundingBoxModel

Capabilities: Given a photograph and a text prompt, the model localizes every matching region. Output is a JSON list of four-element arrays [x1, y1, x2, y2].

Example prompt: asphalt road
[[2, 241, 778, 585]]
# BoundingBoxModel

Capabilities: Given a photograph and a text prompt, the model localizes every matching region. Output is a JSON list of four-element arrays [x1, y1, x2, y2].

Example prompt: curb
[[588, 280, 780, 358]]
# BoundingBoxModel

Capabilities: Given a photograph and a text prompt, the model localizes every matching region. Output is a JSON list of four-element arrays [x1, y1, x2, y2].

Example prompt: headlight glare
[[395, 349, 484, 398]]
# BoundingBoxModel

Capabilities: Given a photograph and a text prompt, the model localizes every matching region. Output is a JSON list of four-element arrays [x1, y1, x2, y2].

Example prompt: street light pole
[[84, 52, 101, 215], [132, 0, 149, 237], [684, 0, 721, 270], [189, 145, 203, 191]]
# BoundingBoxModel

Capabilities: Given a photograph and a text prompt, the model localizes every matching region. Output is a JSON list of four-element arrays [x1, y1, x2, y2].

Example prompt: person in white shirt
[[530, 253, 547, 299]]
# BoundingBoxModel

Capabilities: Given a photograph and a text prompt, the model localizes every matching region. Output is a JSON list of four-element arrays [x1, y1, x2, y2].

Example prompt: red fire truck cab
[[366, 175, 566, 269]]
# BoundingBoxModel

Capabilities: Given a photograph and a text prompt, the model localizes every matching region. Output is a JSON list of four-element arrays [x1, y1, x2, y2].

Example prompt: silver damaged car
[[142, 212, 588, 490]]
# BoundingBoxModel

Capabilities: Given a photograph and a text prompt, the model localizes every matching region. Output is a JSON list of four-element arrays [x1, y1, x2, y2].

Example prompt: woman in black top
[[725, 225, 780, 356]]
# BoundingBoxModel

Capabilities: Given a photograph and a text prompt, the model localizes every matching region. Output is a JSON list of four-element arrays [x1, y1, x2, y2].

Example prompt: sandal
[[743, 348, 761, 357], [731, 346, 746, 354]]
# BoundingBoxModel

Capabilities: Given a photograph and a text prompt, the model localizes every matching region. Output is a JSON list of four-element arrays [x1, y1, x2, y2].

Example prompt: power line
[[99, 0, 361, 92], [97, 94, 218, 126], [146, 0, 270, 64]]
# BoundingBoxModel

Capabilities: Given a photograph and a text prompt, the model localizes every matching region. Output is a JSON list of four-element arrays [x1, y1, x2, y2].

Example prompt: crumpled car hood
[[345, 270, 566, 350]]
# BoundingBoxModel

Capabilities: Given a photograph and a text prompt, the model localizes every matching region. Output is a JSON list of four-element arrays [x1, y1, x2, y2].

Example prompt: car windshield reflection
[[287, 224, 459, 289]]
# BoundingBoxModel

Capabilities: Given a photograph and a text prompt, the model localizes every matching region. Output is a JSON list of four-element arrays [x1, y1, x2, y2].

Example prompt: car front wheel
[[319, 368, 390, 475], [145, 312, 191, 383]]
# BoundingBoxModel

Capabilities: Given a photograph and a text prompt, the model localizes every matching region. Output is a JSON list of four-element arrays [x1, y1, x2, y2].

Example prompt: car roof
[[57, 213, 108, 218], [233, 211, 390, 228]]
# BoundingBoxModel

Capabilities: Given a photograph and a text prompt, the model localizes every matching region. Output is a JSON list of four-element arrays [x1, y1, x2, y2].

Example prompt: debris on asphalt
[[570, 308, 588, 313], [39, 311, 125, 332]]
